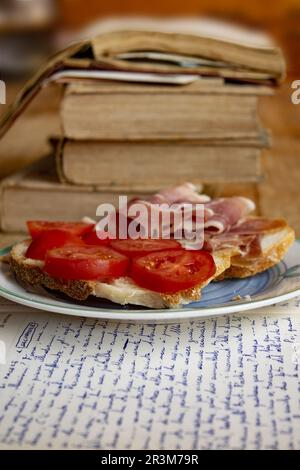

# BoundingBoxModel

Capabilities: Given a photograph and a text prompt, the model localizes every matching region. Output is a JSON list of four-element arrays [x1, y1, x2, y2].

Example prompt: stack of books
[[0, 19, 285, 233], [57, 79, 271, 189]]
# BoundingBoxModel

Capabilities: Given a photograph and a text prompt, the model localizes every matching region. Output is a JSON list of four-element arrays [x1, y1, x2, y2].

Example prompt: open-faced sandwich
[[7, 183, 295, 309]]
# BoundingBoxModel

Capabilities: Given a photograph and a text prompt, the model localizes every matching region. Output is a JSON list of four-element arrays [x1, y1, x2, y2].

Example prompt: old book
[[91, 19, 285, 80], [61, 81, 271, 141], [57, 133, 270, 188], [0, 156, 150, 233]]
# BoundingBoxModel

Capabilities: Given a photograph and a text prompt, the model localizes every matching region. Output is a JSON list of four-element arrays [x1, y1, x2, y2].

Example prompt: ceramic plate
[[0, 243, 300, 322]]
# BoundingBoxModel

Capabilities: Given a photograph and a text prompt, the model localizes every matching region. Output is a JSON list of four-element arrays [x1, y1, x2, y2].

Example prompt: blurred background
[[1, 1, 299, 76], [0, 0, 300, 237]]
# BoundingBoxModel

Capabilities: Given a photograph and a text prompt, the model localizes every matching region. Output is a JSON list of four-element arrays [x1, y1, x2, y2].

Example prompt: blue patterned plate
[[0, 243, 300, 322]]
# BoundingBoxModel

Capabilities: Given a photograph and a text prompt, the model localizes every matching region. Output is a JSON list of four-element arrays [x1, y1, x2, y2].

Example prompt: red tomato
[[130, 249, 216, 293], [44, 245, 129, 281], [26, 230, 83, 260], [82, 230, 112, 246], [27, 221, 94, 239], [110, 238, 181, 257]]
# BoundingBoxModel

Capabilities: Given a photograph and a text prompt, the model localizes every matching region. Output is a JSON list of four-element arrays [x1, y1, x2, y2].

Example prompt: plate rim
[[1, 243, 300, 321]]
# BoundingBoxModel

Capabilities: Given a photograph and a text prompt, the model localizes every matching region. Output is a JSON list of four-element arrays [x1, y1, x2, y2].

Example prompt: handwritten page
[[0, 297, 300, 450]]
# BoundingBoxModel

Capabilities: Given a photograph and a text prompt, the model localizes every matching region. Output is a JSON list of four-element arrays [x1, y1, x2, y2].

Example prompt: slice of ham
[[204, 232, 257, 255], [127, 183, 209, 240], [125, 183, 269, 254], [129, 184, 255, 235], [146, 182, 211, 205], [205, 217, 288, 256], [204, 197, 255, 234], [96, 183, 286, 258]]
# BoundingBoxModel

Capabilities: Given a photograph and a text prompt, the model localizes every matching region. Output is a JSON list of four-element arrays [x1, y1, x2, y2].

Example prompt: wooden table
[[0, 77, 299, 248]]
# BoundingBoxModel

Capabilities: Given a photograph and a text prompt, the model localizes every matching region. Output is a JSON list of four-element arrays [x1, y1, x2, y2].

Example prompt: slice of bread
[[8, 221, 295, 308], [9, 240, 232, 309], [217, 225, 295, 280]]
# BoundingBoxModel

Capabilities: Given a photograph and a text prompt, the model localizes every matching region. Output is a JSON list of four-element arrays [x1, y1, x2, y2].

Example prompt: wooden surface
[[0, 77, 299, 247], [60, 1, 300, 28], [257, 80, 300, 230]]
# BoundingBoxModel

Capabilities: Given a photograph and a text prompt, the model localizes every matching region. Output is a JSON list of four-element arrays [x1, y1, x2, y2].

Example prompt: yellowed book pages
[[66, 79, 273, 96], [61, 83, 263, 141]]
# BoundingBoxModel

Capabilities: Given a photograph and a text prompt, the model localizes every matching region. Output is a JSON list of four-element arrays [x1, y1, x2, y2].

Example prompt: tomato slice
[[27, 221, 94, 239], [130, 249, 216, 293], [44, 245, 129, 281], [110, 238, 181, 257], [82, 230, 112, 246], [26, 230, 83, 260]]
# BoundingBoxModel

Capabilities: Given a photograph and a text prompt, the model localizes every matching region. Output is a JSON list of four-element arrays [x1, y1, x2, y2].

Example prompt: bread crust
[[8, 240, 231, 308], [10, 254, 95, 301]]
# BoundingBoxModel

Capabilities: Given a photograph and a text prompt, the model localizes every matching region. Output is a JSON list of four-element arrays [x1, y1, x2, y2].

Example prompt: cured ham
[[128, 183, 208, 240], [204, 231, 263, 256], [124, 183, 286, 256], [204, 197, 255, 233], [205, 218, 288, 256], [146, 182, 210, 205], [128, 184, 256, 241]]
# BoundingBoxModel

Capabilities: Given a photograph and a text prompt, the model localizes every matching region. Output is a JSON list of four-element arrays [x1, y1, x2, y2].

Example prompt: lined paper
[[0, 297, 299, 450]]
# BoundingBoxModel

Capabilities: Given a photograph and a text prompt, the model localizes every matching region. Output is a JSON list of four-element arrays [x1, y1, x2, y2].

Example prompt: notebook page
[[0, 297, 299, 450]]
